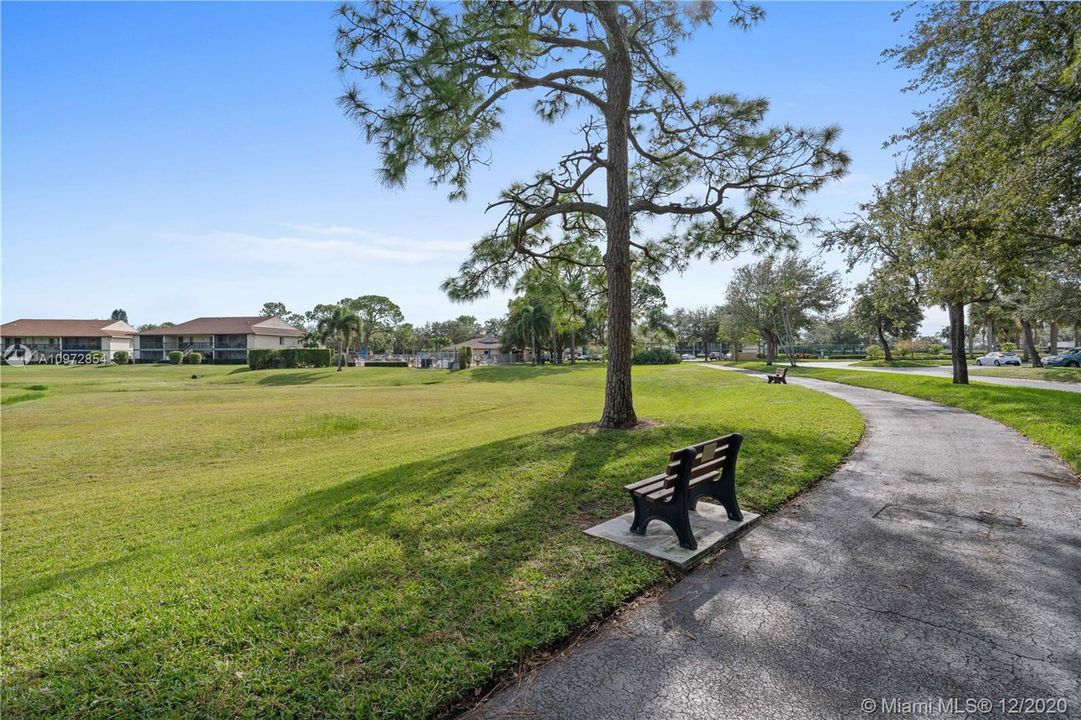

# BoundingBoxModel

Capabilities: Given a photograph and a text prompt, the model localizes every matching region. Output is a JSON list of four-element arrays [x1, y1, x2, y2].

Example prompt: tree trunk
[[765, 335, 777, 365], [1021, 318, 1042, 367], [947, 302, 969, 384], [337, 340, 344, 372], [569, 327, 577, 364], [1049, 321, 1058, 355], [985, 317, 994, 352], [876, 322, 893, 362], [551, 327, 559, 364], [598, 29, 637, 429], [966, 325, 975, 354]]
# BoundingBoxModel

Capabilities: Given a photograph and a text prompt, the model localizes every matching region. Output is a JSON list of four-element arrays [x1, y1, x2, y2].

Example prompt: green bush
[[167, 351, 183, 365], [248, 348, 332, 370], [1000, 342, 1016, 352], [456, 346, 472, 370], [186, 352, 203, 365], [111, 350, 131, 364], [632, 348, 681, 365], [865, 345, 883, 360], [364, 360, 408, 367]]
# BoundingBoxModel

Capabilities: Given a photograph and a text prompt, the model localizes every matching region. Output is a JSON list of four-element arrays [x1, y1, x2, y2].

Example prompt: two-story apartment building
[[0, 319, 137, 363], [135, 316, 304, 363]]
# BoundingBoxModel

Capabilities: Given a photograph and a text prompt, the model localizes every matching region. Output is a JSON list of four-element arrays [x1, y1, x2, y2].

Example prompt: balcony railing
[[3, 343, 61, 353], [161, 342, 214, 351]]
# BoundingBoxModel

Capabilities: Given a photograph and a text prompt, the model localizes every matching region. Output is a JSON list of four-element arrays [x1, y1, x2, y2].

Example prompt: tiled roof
[[0, 319, 137, 338], [137, 316, 304, 337]]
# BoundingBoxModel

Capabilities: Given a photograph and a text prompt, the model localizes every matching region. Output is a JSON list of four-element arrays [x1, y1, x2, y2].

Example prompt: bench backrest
[[774, 367, 787, 377], [662, 433, 742, 489]]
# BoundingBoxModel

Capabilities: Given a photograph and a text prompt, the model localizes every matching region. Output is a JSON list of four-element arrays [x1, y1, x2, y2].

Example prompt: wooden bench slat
[[624, 472, 667, 492], [668, 442, 731, 464], [626, 434, 738, 496], [665, 449, 728, 476], [644, 470, 720, 501]]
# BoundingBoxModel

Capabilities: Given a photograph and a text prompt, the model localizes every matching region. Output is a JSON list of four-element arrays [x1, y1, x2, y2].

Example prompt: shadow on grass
[[3, 553, 145, 604], [466, 364, 582, 382], [255, 371, 334, 386], [4, 419, 858, 718]]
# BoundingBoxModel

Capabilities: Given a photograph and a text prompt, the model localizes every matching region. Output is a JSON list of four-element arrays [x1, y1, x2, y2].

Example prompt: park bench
[[623, 434, 744, 550], [767, 367, 788, 384]]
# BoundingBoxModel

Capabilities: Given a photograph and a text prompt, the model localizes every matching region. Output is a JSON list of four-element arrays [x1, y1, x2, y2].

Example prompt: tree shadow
[[255, 371, 332, 386], [466, 365, 581, 382], [3, 552, 145, 605], [3, 420, 857, 718]]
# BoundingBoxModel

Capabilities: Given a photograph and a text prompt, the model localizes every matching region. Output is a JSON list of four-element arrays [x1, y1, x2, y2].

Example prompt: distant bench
[[624, 434, 744, 550], [767, 367, 788, 384]]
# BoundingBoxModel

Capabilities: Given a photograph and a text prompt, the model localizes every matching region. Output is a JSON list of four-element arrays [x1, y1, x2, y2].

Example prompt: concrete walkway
[[470, 375, 1081, 719], [806, 360, 1081, 394]]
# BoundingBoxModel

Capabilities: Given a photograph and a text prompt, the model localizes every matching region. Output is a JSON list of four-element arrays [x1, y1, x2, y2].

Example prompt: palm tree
[[317, 306, 363, 372], [514, 302, 551, 365]]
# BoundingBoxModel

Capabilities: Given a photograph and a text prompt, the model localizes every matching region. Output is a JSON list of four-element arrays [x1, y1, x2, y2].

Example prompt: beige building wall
[[103, 336, 134, 357], [249, 334, 301, 350]]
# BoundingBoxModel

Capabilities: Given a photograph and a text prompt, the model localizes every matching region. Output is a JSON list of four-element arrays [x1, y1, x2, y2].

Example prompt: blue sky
[[2, 1, 941, 331]]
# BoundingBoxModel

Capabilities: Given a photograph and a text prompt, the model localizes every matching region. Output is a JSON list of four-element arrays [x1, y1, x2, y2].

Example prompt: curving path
[[469, 372, 1081, 719], [806, 360, 1081, 394]]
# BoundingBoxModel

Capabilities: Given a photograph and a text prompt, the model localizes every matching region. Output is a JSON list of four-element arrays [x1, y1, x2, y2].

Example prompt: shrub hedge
[[186, 352, 203, 365], [632, 348, 681, 365], [112, 350, 131, 364], [167, 351, 183, 365], [364, 360, 408, 367], [248, 348, 333, 370]]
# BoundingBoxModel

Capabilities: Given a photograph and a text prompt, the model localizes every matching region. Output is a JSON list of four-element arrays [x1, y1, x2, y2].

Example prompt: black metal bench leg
[[671, 511, 697, 550], [629, 496, 650, 535], [716, 479, 744, 522]]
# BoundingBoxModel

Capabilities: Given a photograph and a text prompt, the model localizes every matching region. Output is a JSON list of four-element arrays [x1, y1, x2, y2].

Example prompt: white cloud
[[279, 223, 472, 254], [164, 226, 471, 267]]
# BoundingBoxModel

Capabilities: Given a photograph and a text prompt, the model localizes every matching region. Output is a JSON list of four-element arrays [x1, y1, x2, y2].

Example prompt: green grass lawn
[[716, 362, 1080, 474], [970, 364, 1081, 383], [1, 363, 861, 719], [852, 359, 943, 368]]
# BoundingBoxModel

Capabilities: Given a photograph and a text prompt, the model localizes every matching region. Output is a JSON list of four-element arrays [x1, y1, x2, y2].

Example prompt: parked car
[[680, 353, 694, 361], [1043, 347, 1081, 368], [975, 351, 1021, 366], [707, 352, 723, 361]]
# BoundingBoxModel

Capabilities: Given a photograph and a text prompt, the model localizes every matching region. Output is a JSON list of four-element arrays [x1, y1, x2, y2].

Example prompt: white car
[[680, 353, 694, 361], [975, 351, 1021, 366]]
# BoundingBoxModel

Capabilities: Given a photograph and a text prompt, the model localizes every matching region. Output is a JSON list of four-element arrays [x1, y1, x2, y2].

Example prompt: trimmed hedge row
[[633, 348, 681, 365], [364, 360, 408, 367], [249, 348, 333, 370]]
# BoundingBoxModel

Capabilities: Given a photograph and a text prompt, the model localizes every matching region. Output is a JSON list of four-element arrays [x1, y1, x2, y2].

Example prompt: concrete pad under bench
[[585, 503, 760, 570]]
